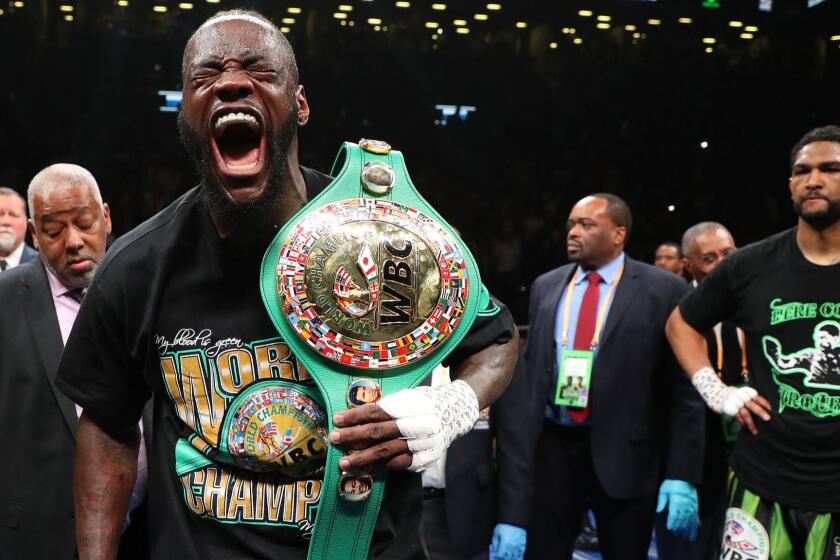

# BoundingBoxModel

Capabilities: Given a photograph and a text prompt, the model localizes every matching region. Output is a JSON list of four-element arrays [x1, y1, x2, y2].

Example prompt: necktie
[[65, 288, 85, 304], [568, 271, 601, 423], [0, 259, 7, 271]]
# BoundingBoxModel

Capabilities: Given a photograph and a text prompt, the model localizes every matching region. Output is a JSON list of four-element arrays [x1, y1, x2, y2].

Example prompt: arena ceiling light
[[549, 42, 557, 49], [153, 5, 167, 12], [573, 37, 583, 44], [474, 13, 488, 20], [596, 15, 611, 22], [367, 17, 382, 24], [625, 24, 636, 31], [395, 1, 410, 7], [0, 8, 5, 14], [206, 0, 219, 3], [424, 21, 438, 28], [744, 25, 758, 32], [59, 4, 74, 12], [333, 12, 347, 19], [647, 18, 661, 25], [179, 2, 193, 8], [432, 3, 446, 10], [64, 14, 73, 21], [729, 20, 743, 27], [12, 1, 23, 7], [596, 22, 609, 29], [280, 26, 291, 33], [578, 10, 593, 17], [832, 35, 840, 41], [456, 27, 469, 34], [288, 7, 302, 14], [740, 33, 754, 39], [117, 0, 128, 6], [453, 19, 466, 26], [702, 37, 716, 44], [338, 5, 353, 11], [486, 3, 502, 11], [705, 47, 713, 53], [678, 17, 692, 24], [515, 21, 527, 28]]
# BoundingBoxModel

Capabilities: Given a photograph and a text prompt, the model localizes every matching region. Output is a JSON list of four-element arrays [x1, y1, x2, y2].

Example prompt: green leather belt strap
[[260, 141, 482, 559]]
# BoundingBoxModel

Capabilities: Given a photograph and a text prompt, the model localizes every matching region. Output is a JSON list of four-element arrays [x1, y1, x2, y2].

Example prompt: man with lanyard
[[656, 221, 745, 560], [518, 193, 704, 559], [55, 9, 517, 559], [666, 125, 840, 559]]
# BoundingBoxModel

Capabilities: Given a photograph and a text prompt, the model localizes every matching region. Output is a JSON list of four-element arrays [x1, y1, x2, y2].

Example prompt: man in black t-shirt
[[56, 9, 517, 559], [666, 125, 840, 558]]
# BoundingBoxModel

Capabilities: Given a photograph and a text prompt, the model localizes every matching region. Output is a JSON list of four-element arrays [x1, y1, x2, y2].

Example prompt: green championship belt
[[260, 139, 482, 560]]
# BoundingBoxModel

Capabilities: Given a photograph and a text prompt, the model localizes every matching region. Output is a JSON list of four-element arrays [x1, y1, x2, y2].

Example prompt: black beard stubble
[[793, 197, 840, 231], [177, 105, 298, 230]]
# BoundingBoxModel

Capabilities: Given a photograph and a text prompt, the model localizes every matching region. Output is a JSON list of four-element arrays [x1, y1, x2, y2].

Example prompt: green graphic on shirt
[[176, 445, 321, 533], [763, 320, 840, 417], [775, 381, 840, 418], [768, 298, 840, 326], [154, 332, 323, 534], [769, 298, 818, 325]]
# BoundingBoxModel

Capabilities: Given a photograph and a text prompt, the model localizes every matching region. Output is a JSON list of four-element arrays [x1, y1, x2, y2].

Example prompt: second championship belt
[[260, 140, 482, 560]]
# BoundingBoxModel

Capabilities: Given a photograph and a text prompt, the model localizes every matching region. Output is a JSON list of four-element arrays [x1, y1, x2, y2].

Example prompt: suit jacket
[[442, 350, 532, 556], [0, 259, 77, 559], [20, 243, 38, 265], [517, 256, 705, 501]]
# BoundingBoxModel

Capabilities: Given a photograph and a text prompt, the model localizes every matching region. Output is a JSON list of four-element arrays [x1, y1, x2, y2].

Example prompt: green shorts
[[723, 474, 840, 560]]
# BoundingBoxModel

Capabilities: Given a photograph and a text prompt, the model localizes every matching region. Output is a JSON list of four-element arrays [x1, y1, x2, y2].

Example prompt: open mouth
[[210, 109, 267, 180]]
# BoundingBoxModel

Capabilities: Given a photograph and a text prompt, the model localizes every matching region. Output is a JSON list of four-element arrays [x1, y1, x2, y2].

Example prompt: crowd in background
[[1, 1, 838, 321]]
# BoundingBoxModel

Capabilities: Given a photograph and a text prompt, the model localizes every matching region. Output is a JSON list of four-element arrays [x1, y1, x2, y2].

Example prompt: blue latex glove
[[656, 479, 700, 542], [489, 523, 527, 560]]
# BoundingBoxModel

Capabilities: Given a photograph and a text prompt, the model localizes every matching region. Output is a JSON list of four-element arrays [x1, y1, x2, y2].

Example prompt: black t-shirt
[[680, 227, 840, 512], [56, 167, 515, 559]]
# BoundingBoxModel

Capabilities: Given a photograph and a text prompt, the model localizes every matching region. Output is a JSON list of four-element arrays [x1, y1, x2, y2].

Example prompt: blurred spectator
[[656, 222, 740, 560], [654, 242, 686, 279], [0, 187, 36, 270]]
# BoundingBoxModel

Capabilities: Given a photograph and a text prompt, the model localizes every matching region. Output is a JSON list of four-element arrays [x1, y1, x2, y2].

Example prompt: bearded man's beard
[[793, 196, 840, 231], [177, 106, 298, 229]]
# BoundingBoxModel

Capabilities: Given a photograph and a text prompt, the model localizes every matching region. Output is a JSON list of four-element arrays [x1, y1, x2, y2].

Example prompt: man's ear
[[296, 85, 310, 127], [613, 226, 627, 247], [28, 220, 39, 251]]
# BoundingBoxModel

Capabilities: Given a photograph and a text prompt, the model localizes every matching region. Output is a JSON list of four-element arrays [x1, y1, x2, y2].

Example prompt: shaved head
[[182, 10, 299, 87]]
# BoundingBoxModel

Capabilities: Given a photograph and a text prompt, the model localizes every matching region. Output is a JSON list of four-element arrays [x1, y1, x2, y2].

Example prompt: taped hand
[[657, 479, 700, 542], [376, 379, 479, 472], [489, 523, 527, 560]]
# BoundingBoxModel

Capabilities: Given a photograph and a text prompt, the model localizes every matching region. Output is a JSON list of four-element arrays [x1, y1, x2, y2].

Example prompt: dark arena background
[[1, 0, 838, 322]]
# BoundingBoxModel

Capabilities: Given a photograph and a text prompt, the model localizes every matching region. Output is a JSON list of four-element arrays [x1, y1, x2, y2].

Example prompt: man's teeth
[[214, 112, 259, 128], [227, 162, 259, 170]]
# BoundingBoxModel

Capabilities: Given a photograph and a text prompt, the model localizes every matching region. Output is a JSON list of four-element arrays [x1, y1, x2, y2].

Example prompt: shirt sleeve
[[443, 283, 516, 368], [56, 268, 151, 436], [678, 254, 738, 334]]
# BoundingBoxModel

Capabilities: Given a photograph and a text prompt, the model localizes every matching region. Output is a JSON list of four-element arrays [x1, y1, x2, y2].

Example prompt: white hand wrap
[[377, 379, 479, 472], [691, 367, 757, 416]]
